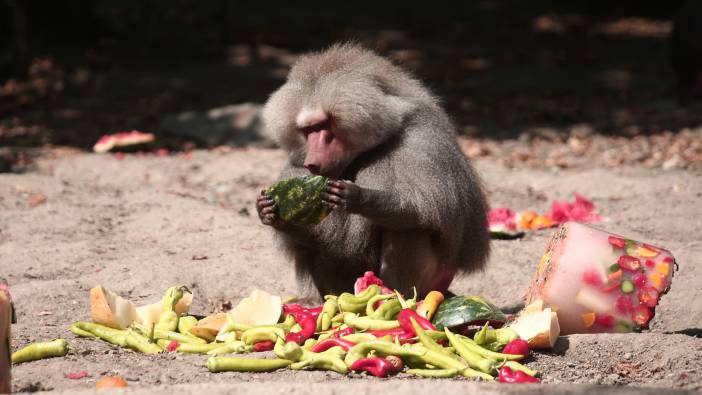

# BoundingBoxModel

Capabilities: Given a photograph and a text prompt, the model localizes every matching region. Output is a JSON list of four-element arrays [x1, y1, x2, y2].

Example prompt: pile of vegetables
[[51, 275, 542, 383]]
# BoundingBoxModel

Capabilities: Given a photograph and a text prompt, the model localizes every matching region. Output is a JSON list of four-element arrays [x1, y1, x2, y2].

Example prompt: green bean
[[206, 357, 292, 372], [343, 313, 399, 331], [406, 368, 459, 378]]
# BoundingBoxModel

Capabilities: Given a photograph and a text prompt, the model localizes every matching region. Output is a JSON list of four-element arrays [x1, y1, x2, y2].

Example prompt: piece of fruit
[[530, 215, 556, 230], [632, 273, 647, 287], [614, 294, 633, 314], [632, 305, 652, 326], [620, 280, 634, 294], [517, 211, 538, 230], [95, 376, 128, 390], [601, 270, 623, 292], [582, 269, 603, 287], [581, 312, 596, 327], [1, 279, 14, 394], [638, 287, 659, 308], [431, 295, 506, 330], [575, 288, 610, 313], [594, 314, 615, 328], [90, 285, 138, 330], [608, 235, 626, 249], [189, 313, 228, 342], [265, 175, 331, 226], [134, 290, 193, 328], [638, 244, 661, 258], [225, 289, 282, 327], [93, 130, 155, 153], [617, 255, 641, 272], [507, 300, 560, 349]]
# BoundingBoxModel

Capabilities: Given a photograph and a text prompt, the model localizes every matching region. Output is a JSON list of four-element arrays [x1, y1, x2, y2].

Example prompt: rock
[[623, 352, 633, 360], [159, 103, 275, 147]]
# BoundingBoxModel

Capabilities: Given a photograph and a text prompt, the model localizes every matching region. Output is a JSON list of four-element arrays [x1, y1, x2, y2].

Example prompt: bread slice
[[90, 285, 138, 330], [507, 300, 560, 349]]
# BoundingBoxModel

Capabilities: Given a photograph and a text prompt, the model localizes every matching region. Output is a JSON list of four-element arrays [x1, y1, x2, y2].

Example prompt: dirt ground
[[1, 146, 700, 394]]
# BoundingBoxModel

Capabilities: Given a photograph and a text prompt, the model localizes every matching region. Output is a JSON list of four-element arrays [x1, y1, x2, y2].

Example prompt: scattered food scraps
[[93, 130, 155, 153], [488, 193, 605, 238], [95, 375, 128, 390], [65, 371, 89, 379]]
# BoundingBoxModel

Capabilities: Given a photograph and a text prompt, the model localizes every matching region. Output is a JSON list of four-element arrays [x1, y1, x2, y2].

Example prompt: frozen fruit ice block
[[1, 279, 12, 394], [526, 222, 675, 334]]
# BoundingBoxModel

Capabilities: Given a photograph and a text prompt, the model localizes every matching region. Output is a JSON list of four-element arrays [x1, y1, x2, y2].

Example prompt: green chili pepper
[[11, 339, 69, 364], [207, 341, 251, 355], [371, 299, 403, 321], [365, 294, 396, 317], [344, 340, 422, 367], [70, 322, 161, 354], [444, 328, 495, 374], [178, 316, 198, 334], [276, 315, 297, 331], [240, 326, 286, 345], [338, 285, 380, 313], [290, 354, 348, 374], [340, 333, 377, 344], [413, 345, 494, 381], [406, 368, 459, 378], [343, 313, 399, 331], [456, 335, 523, 361], [206, 357, 292, 372], [316, 296, 339, 332], [155, 285, 190, 332], [156, 339, 218, 354]]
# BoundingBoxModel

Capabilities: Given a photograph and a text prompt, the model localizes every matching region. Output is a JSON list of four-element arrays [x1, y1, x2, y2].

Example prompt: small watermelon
[[265, 175, 331, 226], [432, 295, 507, 330]]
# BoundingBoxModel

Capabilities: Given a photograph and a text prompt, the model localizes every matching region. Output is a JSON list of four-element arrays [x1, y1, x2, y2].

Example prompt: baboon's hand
[[256, 190, 284, 227], [323, 180, 362, 213]]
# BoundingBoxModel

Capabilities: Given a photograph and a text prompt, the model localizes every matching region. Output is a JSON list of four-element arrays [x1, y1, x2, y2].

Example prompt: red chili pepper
[[285, 312, 317, 345], [367, 328, 416, 343], [350, 357, 403, 378], [331, 327, 355, 338], [166, 340, 180, 352], [253, 340, 275, 352], [397, 309, 436, 336], [499, 366, 540, 383], [501, 339, 529, 359], [310, 338, 355, 353], [283, 304, 323, 319]]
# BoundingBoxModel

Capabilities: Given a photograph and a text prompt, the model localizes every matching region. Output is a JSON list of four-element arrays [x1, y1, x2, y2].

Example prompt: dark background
[[0, 0, 699, 150]]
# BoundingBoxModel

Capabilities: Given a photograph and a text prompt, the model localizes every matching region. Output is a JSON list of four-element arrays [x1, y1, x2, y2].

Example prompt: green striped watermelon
[[265, 175, 331, 226], [431, 295, 506, 330]]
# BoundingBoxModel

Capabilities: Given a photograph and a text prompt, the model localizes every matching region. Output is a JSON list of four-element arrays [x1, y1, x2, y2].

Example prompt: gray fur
[[261, 43, 490, 296]]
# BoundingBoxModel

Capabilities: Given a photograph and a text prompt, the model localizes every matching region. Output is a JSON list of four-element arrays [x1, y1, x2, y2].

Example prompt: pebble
[[623, 352, 632, 360]]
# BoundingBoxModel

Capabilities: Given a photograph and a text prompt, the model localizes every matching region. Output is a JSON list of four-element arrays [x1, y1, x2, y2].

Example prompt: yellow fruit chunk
[[656, 263, 670, 276], [531, 215, 556, 230], [517, 211, 538, 230], [581, 312, 596, 328], [637, 246, 660, 258]]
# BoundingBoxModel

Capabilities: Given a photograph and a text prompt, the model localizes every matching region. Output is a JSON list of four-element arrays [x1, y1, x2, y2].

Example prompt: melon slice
[[189, 313, 228, 342], [1, 281, 12, 394], [226, 289, 282, 327], [135, 291, 193, 328], [93, 130, 155, 153], [90, 285, 138, 330], [507, 300, 560, 349]]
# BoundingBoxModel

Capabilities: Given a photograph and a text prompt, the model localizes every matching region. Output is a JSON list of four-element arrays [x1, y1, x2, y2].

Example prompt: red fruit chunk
[[602, 270, 623, 292], [354, 271, 393, 295], [608, 236, 626, 249], [66, 371, 89, 379], [632, 273, 647, 287], [632, 305, 652, 326], [595, 314, 615, 328], [663, 257, 673, 264], [638, 287, 659, 308], [582, 268, 603, 287], [615, 294, 633, 314], [644, 259, 655, 268], [617, 255, 641, 272]]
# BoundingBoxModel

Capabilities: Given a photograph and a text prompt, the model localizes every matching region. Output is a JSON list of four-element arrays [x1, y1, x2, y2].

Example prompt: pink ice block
[[526, 222, 675, 334]]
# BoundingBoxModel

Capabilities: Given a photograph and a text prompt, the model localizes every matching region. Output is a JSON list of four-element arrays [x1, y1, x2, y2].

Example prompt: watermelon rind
[[431, 295, 507, 330], [265, 175, 331, 226]]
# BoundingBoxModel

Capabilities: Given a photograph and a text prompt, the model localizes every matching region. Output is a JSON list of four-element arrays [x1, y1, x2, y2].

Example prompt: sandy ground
[[1, 148, 701, 394]]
